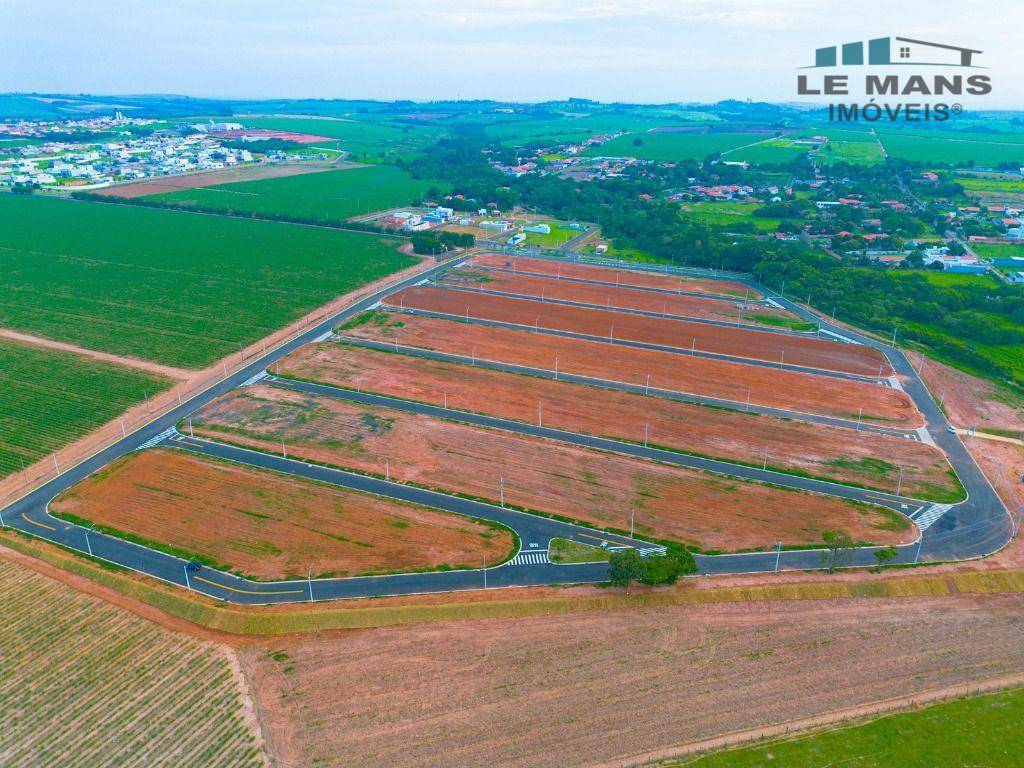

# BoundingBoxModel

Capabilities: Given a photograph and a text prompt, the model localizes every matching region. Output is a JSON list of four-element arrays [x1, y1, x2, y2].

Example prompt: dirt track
[[281, 343, 957, 499], [389, 286, 892, 377], [470, 253, 757, 297], [50, 448, 512, 580], [344, 312, 920, 426], [443, 268, 802, 328], [193, 386, 910, 551], [242, 595, 1024, 768]]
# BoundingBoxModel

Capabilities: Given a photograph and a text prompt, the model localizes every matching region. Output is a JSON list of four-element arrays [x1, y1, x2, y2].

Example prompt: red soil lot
[[443, 269, 803, 329], [280, 343, 957, 500], [470, 253, 757, 297], [192, 386, 911, 551], [388, 286, 893, 377], [343, 312, 920, 426], [51, 449, 512, 580]]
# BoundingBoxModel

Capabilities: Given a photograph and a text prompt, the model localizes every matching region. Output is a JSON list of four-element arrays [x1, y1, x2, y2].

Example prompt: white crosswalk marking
[[912, 503, 954, 531], [638, 546, 668, 557], [137, 428, 178, 450], [240, 370, 269, 387], [508, 551, 550, 565]]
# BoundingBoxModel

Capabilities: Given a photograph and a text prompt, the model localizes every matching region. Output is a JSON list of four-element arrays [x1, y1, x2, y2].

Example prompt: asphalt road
[[0, 251, 1013, 602]]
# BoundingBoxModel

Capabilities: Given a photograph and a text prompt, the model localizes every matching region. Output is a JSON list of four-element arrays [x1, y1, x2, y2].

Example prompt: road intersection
[[0, 252, 1013, 603]]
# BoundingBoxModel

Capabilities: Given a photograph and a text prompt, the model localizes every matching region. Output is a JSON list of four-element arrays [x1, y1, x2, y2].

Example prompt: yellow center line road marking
[[194, 576, 305, 595], [22, 513, 56, 532], [576, 532, 633, 547]]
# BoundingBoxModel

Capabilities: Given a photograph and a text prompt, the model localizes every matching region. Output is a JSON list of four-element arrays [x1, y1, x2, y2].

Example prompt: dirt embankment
[[241, 595, 1024, 768], [389, 285, 892, 377], [281, 343, 956, 500], [344, 312, 921, 426], [443, 268, 796, 327], [50, 448, 513, 580], [192, 385, 911, 551], [470, 252, 757, 297]]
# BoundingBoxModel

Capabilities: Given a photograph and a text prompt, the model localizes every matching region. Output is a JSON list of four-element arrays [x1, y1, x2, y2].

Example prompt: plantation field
[[0, 339, 172, 478], [484, 114, 684, 146], [877, 131, 1024, 166], [684, 686, 1024, 767], [143, 164, 442, 221], [235, 116, 443, 160], [0, 556, 265, 767], [585, 131, 771, 161], [0, 194, 416, 368]]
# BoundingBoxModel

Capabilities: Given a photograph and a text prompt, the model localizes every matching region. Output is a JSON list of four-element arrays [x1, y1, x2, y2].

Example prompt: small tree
[[874, 545, 898, 570], [820, 529, 855, 573], [632, 137, 644, 147], [608, 549, 644, 588]]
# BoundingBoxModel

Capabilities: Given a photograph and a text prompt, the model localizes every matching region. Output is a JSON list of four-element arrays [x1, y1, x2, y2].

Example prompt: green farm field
[[144, 164, 442, 222], [681, 686, 1024, 768], [681, 201, 780, 232], [484, 113, 687, 146], [0, 339, 172, 478], [586, 131, 771, 161], [0, 194, 416, 368], [877, 131, 1024, 166], [0, 556, 265, 767], [234, 115, 442, 160], [726, 137, 810, 164]]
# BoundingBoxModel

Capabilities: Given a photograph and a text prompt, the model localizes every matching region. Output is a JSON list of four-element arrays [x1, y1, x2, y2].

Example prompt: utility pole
[[897, 466, 904, 497], [780, 350, 786, 370], [120, 420, 126, 438], [914, 536, 923, 564], [645, 373, 651, 395], [630, 505, 635, 537], [307, 566, 314, 603], [483, 556, 487, 589], [891, 327, 898, 348], [643, 423, 649, 447], [85, 525, 94, 557], [281, 439, 287, 459], [188, 418, 194, 438], [184, 564, 192, 592], [500, 476, 505, 507], [857, 407, 863, 431], [774, 541, 782, 572], [386, 460, 390, 482], [554, 356, 559, 380], [746, 388, 752, 412], [537, 400, 542, 427], [471, 346, 476, 366], [763, 449, 769, 471]]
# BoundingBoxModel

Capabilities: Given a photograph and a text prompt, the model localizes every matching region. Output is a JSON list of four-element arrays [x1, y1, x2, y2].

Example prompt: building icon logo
[[809, 37, 983, 69]]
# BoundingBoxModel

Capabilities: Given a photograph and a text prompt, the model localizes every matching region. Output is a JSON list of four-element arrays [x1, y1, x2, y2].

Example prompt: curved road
[[0, 253, 1012, 602]]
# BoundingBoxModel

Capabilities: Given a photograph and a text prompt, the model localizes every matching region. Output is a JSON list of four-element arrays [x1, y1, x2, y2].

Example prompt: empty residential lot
[[470, 252, 757, 297], [442, 268, 808, 329], [341, 311, 920, 425], [279, 342, 958, 500], [387, 285, 891, 376], [190, 385, 909, 550], [50, 448, 514, 580]]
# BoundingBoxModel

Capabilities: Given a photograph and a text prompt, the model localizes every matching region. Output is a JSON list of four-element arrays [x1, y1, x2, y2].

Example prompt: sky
[[2, 0, 1021, 106]]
